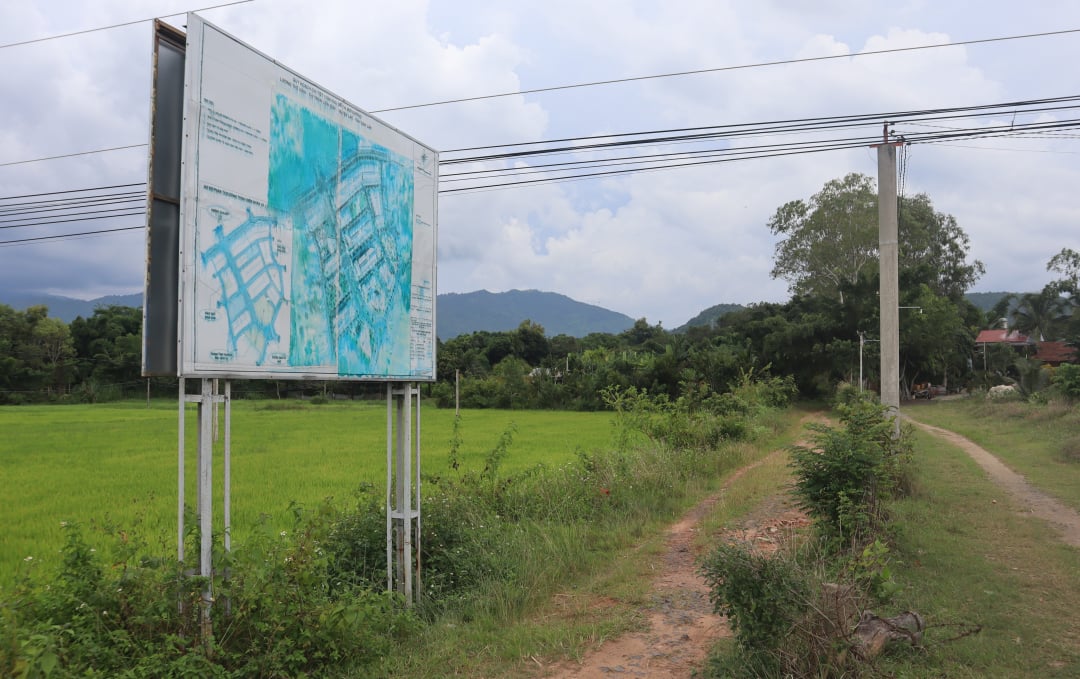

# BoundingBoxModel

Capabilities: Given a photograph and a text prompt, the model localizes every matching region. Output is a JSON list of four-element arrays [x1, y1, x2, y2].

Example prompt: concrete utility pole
[[877, 124, 901, 428]]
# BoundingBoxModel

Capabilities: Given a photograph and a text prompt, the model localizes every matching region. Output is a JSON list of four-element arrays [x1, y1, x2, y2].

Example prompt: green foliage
[[1012, 356, 1050, 397], [790, 395, 912, 545], [700, 542, 809, 656], [768, 174, 983, 304], [1051, 363, 1080, 401], [1, 379, 794, 675], [601, 371, 795, 452], [1, 510, 418, 678], [847, 538, 902, 603]]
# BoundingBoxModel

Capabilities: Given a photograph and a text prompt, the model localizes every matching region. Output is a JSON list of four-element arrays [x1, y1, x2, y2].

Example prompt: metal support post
[[197, 378, 214, 640], [224, 380, 232, 553], [178, 377, 186, 563], [177, 377, 233, 640], [386, 383, 422, 604]]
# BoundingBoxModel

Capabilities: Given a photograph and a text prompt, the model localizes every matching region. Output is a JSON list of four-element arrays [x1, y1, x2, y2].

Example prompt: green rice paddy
[[0, 400, 615, 585]]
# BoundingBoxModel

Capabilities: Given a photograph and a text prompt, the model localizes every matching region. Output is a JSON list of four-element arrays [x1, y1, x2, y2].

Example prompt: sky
[[1, 1, 1078, 328]]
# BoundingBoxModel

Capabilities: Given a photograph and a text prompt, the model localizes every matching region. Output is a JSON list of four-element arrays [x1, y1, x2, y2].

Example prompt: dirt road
[[906, 416, 1080, 547], [545, 448, 809, 678]]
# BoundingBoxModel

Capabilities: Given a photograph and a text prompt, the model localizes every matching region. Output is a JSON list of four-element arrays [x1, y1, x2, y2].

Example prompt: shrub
[[700, 542, 809, 656], [1, 514, 418, 678], [1059, 435, 1080, 464], [790, 396, 911, 546], [1052, 363, 1080, 402]]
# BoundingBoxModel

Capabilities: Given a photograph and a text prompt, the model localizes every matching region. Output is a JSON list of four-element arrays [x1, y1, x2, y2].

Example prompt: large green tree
[[768, 173, 983, 303], [769, 173, 879, 303], [0, 304, 76, 399]]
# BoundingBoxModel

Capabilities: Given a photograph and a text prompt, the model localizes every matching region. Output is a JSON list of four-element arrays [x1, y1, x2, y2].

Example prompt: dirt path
[[545, 448, 808, 678], [906, 416, 1080, 547]]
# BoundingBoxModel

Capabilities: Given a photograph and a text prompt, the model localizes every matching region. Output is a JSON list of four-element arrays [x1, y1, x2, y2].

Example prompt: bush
[[1052, 363, 1080, 402], [1, 514, 418, 678], [700, 540, 885, 679], [701, 542, 809, 655], [790, 396, 911, 546]]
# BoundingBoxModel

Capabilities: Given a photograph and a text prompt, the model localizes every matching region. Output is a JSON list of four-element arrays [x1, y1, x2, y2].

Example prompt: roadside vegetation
[[701, 388, 917, 677], [879, 425, 1080, 677]]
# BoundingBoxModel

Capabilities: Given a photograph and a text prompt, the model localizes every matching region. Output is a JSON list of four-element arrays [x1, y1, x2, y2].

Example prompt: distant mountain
[[675, 302, 746, 332], [1, 288, 634, 339], [0, 292, 143, 322], [437, 289, 635, 339], [964, 291, 1024, 314]]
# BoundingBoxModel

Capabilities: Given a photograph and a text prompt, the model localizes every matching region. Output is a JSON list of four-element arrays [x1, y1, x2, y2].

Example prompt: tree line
[[3, 173, 1076, 406]]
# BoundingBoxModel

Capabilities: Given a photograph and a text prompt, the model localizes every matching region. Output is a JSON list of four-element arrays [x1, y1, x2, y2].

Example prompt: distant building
[[1032, 341, 1078, 367], [974, 329, 1034, 348]]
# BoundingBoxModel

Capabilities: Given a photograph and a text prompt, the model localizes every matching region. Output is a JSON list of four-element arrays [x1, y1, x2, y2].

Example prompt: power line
[[437, 100, 1080, 191], [440, 119, 1080, 194], [0, 183, 145, 202], [0, 193, 144, 216], [441, 96, 1080, 161], [0, 225, 143, 247], [0, 0, 254, 50], [0, 144, 146, 168], [372, 28, 1080, 113], [0, 209, 146, 230]]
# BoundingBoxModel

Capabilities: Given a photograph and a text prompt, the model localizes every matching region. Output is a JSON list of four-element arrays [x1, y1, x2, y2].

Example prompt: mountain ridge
[[0, 289, 638, 339], [1, 289, 1033, 337]]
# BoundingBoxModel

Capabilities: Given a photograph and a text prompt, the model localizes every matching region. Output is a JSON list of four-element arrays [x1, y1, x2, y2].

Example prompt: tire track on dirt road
[[906, 416, 1080, 548]]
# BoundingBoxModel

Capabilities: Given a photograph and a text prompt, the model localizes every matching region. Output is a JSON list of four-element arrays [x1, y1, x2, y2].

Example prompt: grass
[[0, 399, 614, 585], [904, 397, 1080, 512], [878, 425, 1080, 677]]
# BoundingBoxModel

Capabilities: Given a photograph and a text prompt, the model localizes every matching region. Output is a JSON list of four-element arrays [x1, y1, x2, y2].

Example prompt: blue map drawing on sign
[[268, 94, 415, 376], [200, 209, 287, 365]]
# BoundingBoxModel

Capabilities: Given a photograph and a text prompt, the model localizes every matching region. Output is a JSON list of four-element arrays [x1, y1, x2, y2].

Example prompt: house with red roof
[[974, 329, 1033, 347], [1032, 341, 1078, 366], [975, 328, 1076, 366]]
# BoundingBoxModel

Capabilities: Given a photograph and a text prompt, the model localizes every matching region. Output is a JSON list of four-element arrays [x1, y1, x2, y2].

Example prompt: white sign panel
[[178, 14, 437, 380]]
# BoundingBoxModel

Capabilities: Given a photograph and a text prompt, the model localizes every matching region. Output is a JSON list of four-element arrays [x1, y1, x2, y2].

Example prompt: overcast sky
[[1, 1, 1078, 327]]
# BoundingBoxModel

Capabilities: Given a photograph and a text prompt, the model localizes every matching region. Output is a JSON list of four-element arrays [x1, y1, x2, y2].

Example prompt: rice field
[[0, 399, 615, 585]]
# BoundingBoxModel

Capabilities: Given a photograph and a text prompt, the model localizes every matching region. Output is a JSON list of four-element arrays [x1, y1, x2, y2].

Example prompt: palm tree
[[1011, 289, 1068, 341]]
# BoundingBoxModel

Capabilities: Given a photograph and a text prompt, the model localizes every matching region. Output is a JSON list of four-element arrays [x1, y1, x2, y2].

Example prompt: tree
[[0, 305, 76, 399], [897, 285, 974, 393], [1011, 289, 1067, 341], [1047, 247, 1080, 297], [512, 320, 550, 366], [898, 194, 985, 300], [769, 173, 878, 303], [69, 305, 143, 388], [769, 174, 983, 303], [33, 316, 75, 394], [1046, 248, 1080, 346]]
